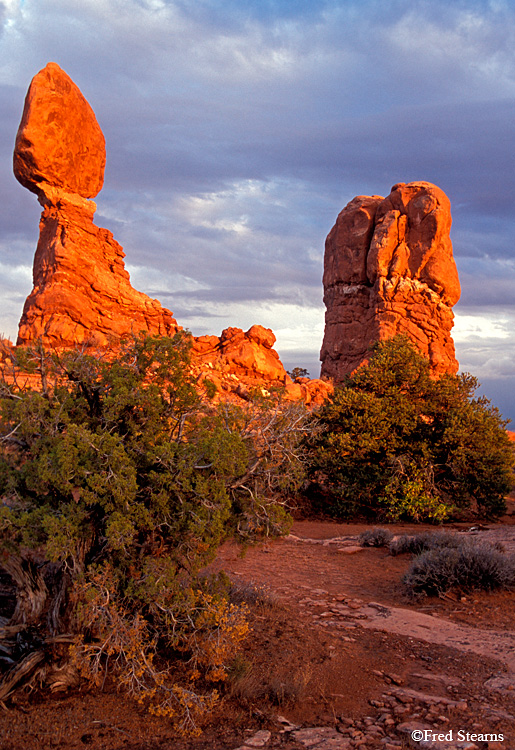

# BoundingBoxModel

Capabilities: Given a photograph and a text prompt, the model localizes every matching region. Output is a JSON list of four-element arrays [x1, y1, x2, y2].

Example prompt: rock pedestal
[[12, 63, 333, 405], [14, 62, 179, 348], [320, 182, 461, 380]]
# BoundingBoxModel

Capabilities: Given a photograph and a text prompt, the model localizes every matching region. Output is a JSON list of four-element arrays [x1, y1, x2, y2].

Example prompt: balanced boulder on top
[[13, 62, 179, 348], [14, 62, 106, 201]]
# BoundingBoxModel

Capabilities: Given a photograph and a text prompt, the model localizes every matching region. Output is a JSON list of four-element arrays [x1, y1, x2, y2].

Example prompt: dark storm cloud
[[458, 265, 515, 308]]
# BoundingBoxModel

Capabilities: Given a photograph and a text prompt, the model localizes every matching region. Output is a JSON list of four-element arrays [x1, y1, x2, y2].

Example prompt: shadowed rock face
[[14, 62, 179, 348], [320, 182, 461, 380]]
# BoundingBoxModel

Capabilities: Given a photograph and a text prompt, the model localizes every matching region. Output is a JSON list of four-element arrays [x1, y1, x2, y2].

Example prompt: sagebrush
[[388, 531, 464, 556], [403, 539, 515, 597], [358, 527, 393, 548]]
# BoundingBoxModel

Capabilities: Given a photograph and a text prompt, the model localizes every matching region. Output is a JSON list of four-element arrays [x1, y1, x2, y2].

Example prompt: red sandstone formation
[[13, 63, 331, 405], [14, 62, 179, 348], [192, 325, 331, 405], [193, 325, 287, 385], [320, 181, 461, 380], [14, 62, 105, 201]]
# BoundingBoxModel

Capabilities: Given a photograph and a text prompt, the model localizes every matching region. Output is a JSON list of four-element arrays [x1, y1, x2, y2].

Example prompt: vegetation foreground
[[0, 333, 513, 734]]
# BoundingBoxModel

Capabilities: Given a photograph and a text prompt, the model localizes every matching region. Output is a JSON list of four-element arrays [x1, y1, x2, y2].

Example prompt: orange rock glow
[[13, 62, 332, 405], [321, 181, 461, 380]]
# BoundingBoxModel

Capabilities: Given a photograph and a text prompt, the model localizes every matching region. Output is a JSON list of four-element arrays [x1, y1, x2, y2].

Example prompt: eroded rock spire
[[320, 181, 461, 379], [14, 62, 179, 348]]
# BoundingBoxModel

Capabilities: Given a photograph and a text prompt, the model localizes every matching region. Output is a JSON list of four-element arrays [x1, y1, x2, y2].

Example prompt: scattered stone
[[336, 546, 364, 555], [391, 686, 467, 708], [291, 727, 342, 747], [410, 671, 463, 688], [277, 715, 299, 732], [318, 739, 352, 749], [482, 706, 515, 722], [485, 675, 515, 694], [385, 673, 404, 686], [243, 729, 272, 747], [367, 602, 391, 616]]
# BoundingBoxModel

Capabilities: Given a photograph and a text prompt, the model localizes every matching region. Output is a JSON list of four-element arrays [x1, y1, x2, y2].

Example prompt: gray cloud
[[1, 0, 515, 419]]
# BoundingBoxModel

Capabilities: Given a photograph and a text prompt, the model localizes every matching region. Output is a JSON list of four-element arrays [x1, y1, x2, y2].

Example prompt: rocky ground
[[212, 521, 515, 750], [2, 519, 515, 750]]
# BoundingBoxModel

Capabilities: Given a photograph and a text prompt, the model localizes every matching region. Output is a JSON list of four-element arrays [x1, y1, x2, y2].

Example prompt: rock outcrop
[[320, 182, 461, 380], [192, 325, 331, 405], [14, 62, 179, 348], [13, 63, 332, 405], [193, 325, 288, 385]]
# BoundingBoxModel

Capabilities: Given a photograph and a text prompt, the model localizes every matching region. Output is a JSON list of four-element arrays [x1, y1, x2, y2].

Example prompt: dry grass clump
[[228, 580, 280, 610], [265, 666, 311, 706], [227, 659, 310, 707], [403, 540, 515, 597], [389, 531, 464, 557], [358, 527, 393, 548], [225, 580, 312, 709]]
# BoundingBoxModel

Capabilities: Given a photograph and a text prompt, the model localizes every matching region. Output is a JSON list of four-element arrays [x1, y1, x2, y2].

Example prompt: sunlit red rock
[[14, 62, 105, 200], [14, 62, 179, 348], [13, 63, 328, 406], [320, 181, 461, 380], [191, 325, 332, 404], [283, 377, 333, 406], [16, 195, 179, 348], [192, 325, 287, 386]]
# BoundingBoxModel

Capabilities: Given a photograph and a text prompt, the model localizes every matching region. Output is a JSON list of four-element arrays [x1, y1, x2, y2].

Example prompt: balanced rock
[[14, 62, 105, 200], [320, 181, 461, 379], [14, 62, 179, 348], [13, 63, 331, 407]]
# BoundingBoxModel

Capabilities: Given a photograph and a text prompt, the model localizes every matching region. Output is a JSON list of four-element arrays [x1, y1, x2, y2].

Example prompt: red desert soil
[[2, 517, 515, 750]]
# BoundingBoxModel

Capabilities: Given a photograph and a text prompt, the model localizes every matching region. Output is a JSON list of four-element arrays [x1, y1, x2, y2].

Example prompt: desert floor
[[2, 515, 515, 750]]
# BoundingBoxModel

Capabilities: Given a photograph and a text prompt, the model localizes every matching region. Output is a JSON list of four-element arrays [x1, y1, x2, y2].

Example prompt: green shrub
[[0, 334, 310, 731], [403, 540, 515, 596], [358, 527, 393, 548], [308, 336, 514, 521]]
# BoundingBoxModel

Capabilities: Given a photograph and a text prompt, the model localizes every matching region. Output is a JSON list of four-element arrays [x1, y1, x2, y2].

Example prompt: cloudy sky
[[1, 0, 515, 420]]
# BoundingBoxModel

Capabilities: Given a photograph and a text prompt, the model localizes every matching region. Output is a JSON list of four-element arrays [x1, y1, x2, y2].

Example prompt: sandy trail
[[288, 530, 515, 674], [220, 525, 515, 695], [358, 602, 515, 673]]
